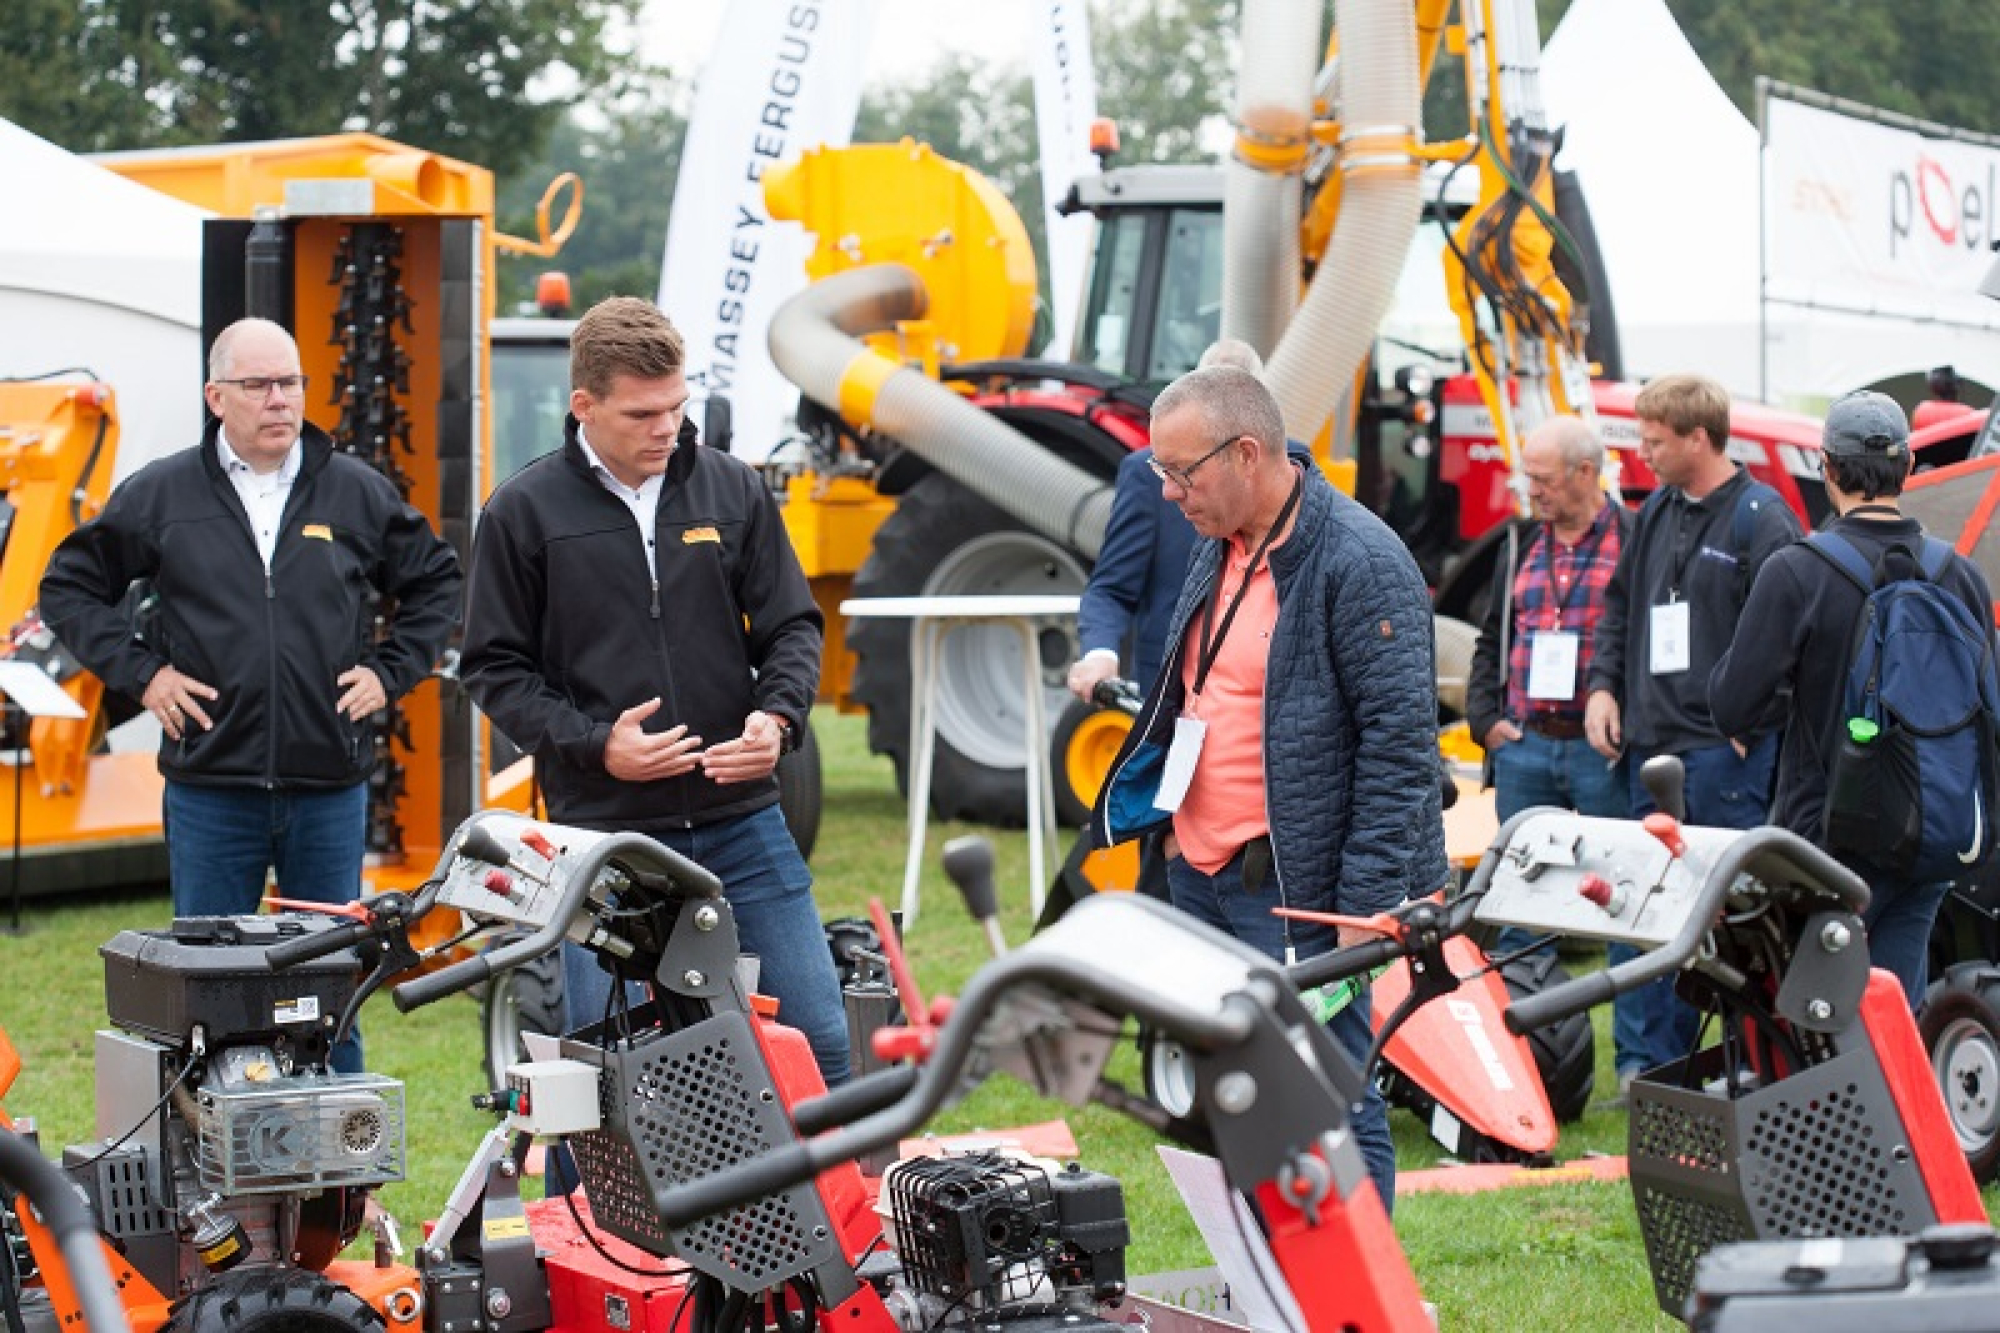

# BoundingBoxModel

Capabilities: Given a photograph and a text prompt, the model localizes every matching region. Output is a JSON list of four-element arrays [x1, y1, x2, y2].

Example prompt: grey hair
[[1152, 365, 1287, 456], [1531, 414, 1605, 471], [209, 318, 299, 381], [1197, 338, 1265, 377]]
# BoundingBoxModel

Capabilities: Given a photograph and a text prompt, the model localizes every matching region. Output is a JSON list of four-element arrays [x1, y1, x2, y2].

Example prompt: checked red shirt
[[1505, 501, 1622, 723]]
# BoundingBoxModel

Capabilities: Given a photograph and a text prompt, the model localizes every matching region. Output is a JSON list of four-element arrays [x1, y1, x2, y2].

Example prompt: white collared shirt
[[577, 427, 666, 567], [218, 432, 303, 570]]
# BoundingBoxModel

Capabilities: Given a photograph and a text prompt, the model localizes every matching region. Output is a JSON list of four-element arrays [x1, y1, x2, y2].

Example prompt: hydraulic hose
[[1219, 0, 1322, 355]]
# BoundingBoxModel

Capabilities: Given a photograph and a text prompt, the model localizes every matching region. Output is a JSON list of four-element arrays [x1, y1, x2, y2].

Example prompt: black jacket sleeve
[[364, 495, 463, 699], [460, 501, 614, 771], [39, 472, 169, 700], [734, 475, 824, 736], [1465, 524, 1520, 747]]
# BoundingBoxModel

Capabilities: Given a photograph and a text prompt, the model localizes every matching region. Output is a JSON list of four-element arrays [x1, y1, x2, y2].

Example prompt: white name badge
[[1526, 630, 1581, 701], [1649, 600, 1692, 675], [1153, 714, 1208, 813]]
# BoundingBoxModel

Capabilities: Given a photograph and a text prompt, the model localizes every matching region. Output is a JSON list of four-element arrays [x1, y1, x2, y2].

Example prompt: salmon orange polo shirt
[[1173, 527, 1287, 875]]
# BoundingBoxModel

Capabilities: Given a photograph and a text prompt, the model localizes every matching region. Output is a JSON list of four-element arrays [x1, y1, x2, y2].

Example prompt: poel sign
[[1889, 154, 1999, 257]]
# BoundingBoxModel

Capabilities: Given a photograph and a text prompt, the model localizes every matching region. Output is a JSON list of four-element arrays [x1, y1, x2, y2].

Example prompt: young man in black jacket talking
[[460, 296, 849, 1085]]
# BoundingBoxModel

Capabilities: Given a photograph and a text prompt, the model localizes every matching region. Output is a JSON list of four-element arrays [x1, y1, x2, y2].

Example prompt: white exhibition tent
[[0, 116, 206, 480], [1541, 0, 2000, 408]]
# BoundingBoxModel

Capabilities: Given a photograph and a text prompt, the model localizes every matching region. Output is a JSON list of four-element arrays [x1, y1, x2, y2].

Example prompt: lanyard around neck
[[1192, 474, 1302, 699]]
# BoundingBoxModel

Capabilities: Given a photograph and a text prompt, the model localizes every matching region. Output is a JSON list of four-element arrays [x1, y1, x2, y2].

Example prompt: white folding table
[[838, 594, 1081, 927]]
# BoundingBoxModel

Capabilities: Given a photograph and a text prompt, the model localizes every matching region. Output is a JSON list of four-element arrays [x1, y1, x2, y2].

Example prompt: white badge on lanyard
[[1154, 714, 1207, 813], [1649, 599, 1692, 675], [1526, 630, 1581, 700]]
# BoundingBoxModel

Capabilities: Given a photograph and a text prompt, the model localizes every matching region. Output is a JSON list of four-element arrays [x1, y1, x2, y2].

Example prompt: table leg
[[1018, 620, 1052, 919], [901, 617, 942, 928]]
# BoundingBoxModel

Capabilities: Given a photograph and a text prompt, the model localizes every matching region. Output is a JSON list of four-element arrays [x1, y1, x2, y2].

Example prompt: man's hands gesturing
[[604, 698, 704, 782]]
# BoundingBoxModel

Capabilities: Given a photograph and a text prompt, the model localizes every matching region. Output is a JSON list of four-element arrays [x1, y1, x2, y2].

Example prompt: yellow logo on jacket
[[302, 523, 333, 542], [682, 526, 720, 545]]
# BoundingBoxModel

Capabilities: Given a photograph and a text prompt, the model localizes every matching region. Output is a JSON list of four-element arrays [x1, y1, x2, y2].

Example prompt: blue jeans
[[1489, 730, 1631, 958], [163, 781, 368, 1073], [561, 804, 851, 1086], [1613, 738, 1778, 1076], [1861, 875, 1954, 1010], [1165, 848, 1396, 1213]]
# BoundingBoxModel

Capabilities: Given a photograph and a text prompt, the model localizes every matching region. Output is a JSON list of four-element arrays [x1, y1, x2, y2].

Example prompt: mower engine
[[67, 914, 404, 1299], [877, 1153, 1129, 1332]]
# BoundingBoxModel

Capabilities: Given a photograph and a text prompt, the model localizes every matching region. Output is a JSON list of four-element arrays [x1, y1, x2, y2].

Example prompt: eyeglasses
[[1149, 434, 1242, 489], [216, 375, 309, 397]]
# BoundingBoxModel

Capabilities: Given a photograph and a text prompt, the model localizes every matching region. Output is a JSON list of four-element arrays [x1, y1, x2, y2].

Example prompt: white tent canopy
[[1541, 0, 2000, 407], [0, 117, 206, 480]]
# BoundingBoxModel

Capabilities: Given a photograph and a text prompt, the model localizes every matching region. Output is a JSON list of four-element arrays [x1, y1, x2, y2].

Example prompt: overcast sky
[[640, 0, 1027, 87]]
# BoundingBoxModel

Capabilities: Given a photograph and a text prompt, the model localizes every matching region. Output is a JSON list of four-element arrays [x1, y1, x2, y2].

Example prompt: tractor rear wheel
[[848, 473, 1087, 826]]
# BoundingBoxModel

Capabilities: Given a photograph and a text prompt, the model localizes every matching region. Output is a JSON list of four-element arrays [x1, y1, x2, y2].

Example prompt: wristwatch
[[772, 713, 796, 755]]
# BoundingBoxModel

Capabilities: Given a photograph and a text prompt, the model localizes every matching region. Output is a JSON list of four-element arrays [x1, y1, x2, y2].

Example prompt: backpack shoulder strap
[[1918, 536, 1955, 582], [1802, 531, 1875, 597], [1730, 480, 1784, 603]]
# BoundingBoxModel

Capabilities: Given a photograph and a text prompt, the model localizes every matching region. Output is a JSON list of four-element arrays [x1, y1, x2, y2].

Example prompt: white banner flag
[[1030, 0, 1098, 359], [1764, 93, 2000, 330], [660, 1, 877, 463]]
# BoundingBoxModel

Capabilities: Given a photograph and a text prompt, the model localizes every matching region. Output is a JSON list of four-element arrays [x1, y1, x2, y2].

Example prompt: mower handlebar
[[264, 918, 373, 970]]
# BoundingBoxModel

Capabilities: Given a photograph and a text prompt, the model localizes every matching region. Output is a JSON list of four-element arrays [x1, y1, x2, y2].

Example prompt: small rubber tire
[[1919, 963, 2000, 1185], [163, 1270, 384, 1332], [1500, 950, 1597, 1123]]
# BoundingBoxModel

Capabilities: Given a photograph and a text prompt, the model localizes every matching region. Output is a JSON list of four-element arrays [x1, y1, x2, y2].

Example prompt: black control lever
[[943, 835, 1007, 958], [458, 824, 513, 867], [1641, 755, 1686, 822]]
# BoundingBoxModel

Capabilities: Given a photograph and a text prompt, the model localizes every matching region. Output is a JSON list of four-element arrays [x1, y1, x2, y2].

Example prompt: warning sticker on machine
[[274, 996, 320, 1024]]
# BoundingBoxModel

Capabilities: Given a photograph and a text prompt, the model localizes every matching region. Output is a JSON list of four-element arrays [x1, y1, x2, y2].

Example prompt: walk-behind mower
[[5, 781, 1992, 1330]]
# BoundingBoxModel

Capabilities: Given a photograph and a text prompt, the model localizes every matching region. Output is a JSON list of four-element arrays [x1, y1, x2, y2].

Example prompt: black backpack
[[1809, 532, 2000, 882]]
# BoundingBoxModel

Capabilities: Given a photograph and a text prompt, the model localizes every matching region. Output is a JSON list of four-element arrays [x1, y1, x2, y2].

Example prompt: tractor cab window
[[1074, 206, 1224, 388], [490, 335, 572, 484]]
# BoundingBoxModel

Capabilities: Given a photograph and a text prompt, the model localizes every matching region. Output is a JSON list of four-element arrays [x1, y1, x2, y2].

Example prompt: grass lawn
[[3, 707, 1993, 1331]]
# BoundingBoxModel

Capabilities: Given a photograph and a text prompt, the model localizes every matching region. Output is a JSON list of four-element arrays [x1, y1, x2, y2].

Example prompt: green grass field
[[3, 707, 1992, 1330]]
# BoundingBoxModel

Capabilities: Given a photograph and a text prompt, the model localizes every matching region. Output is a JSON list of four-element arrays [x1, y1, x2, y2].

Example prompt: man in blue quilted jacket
[[1091, 365, 1449, 1211]]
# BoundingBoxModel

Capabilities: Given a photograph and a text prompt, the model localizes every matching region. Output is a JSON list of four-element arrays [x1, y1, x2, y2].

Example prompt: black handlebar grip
[[1504, 968, 1617, 1035], [790, 1064, 920, 1138], [266, 919, 370, 970], [392, 953, 495, 1013], [653, 1141, 820, 1230]]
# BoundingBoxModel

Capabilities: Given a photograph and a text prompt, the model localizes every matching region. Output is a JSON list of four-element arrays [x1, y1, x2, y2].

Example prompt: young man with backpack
[[1584, 374, 1801, 1087], [1710, 391, 1998, 1008]]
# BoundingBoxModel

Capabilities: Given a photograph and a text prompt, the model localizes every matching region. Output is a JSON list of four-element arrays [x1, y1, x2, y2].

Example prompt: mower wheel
[[1919, 964, 2000, 1185], [1499, 951, 1597, 1123], [164, 1270, 384, 1331], [1139, 1025, 1198, 1120], [776, 717, 822, 860], [481, 939, 566, 1086]]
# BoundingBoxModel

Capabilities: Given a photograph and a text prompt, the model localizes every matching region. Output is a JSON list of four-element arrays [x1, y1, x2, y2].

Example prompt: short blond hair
[[571, 296, 684, 399], [1634, 374, 1730, 452]]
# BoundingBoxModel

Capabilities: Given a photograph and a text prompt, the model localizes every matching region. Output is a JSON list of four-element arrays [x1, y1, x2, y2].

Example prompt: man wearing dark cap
[[1711, 391, 1994, 1005]]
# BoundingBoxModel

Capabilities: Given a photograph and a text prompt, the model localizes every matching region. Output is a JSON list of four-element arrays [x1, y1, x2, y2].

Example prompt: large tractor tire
[[481, 940, 566, 1086], [1920, 963, 2000, 1185], [163, 1271, 384, 1332], [1499, 950, 1597, 1123], [848, 473, 1088, 825]]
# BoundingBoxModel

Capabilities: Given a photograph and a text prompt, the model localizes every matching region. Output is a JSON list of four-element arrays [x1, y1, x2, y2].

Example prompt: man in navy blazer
[[1067, 340, 1263, 702]]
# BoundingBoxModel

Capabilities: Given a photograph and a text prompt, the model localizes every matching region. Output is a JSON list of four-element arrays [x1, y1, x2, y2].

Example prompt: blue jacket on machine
[[1088, 462, 1449, 918]]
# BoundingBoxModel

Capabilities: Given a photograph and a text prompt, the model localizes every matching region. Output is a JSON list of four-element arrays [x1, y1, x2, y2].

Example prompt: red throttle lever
[[1643, 812, 1686, 859]]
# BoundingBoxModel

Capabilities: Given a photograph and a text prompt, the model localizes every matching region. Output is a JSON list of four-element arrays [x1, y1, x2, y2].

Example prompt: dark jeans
[[163, 780, 367, 1073], [560, 804, 851, 1086], [1165, 847, 1397, 1213], [1860, 874, 1954, 1010], [1614, 737, 1778, 1075]]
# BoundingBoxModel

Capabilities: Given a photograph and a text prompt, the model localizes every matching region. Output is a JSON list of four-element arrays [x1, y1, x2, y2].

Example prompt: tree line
[[6, 1, 1997, 315]]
